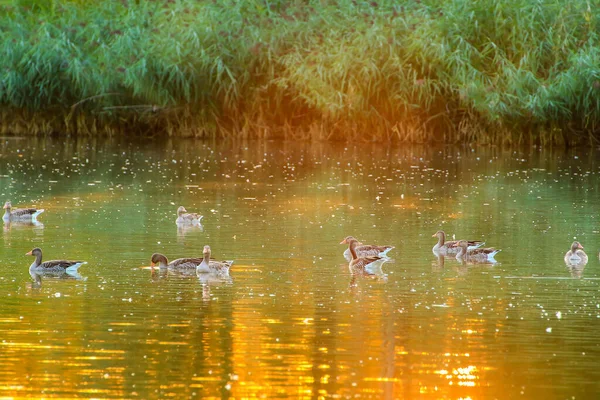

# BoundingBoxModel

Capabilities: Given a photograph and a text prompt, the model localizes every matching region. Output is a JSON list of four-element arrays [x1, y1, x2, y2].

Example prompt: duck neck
[[437, 232, 445, 246], [203, 252, 211, 263], [32, 252, 42, 267], [157, 255, 169, 268], [348, 240, 359, 260], [456, 245, 466, 258]]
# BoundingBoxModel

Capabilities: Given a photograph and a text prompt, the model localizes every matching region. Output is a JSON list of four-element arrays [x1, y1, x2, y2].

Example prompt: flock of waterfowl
[[3, 199, 591, 280], [3, 201, 232, 278]]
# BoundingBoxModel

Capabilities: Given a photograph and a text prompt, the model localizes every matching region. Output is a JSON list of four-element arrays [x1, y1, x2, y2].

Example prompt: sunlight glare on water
[[1, 137, 600, 398]]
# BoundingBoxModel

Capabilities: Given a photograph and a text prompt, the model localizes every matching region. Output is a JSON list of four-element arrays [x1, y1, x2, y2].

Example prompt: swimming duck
[[455, 240, 501, 263], [150, 253, 203, 270], [26, 248, 86, 273], [432, 230, 485, 255], [176, 206, 203, 224], [196, 245, 233, 275], [340, 236, 394, 261], [3, 201, 44, 222], [341, 236, 390, 270], [564, 241, 588, 265]]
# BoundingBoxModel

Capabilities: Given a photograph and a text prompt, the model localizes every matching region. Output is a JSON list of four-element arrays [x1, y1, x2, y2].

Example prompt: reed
[[1, 0, 600, 144]]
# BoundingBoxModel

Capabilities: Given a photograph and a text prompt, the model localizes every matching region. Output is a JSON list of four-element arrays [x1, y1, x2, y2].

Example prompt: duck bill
[[578, 244, 584, 250], [431, 233, 437, 237], [2, 204, 7, 209], [25, 250, 32, 256], [340, 239, 347, 244]]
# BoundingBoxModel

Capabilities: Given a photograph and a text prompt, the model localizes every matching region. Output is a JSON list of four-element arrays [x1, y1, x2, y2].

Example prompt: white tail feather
[[66, 261, 87, 272], [32, 209, 45, 219], [379, 247, 394, 257], [487, 250, 501, 262]]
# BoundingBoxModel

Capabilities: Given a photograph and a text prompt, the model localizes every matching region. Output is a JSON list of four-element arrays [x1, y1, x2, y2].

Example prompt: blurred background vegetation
[[1, 0, 600, 144]]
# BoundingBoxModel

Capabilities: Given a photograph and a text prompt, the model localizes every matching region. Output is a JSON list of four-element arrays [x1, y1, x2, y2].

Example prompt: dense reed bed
[[2, 0, 600, 144]]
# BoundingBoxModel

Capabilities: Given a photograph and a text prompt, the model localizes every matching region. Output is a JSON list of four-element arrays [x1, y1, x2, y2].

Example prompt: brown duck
[[564, 241, 588, 265], [176, 206, 203, 224], [432, 230, 485, 255], [4, 201, 45, 222], [196, 245, 233, 275], [151, 253, 204, 270], [455, 240, 501, 263], [340, 236, 394, 261], [341, 236, 391, 271], [26, 248, 86, 273]]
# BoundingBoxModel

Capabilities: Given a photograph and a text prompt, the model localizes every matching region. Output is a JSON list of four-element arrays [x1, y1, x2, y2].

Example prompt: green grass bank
[[2, 0, 600, 144]]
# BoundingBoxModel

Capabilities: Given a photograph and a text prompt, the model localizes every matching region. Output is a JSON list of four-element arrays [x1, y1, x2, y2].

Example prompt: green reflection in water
[[1, 137, 600, 399]]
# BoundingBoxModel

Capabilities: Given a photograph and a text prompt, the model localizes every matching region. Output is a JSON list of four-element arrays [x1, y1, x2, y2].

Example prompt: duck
[[564, 241, 588, 265], [341, 236, 391, 271], [196, 245, 233, 275], [432, 230, 485, 255], [176, 206, 203, 224], [26, 248, 86, 273], [150, 253, 204, 270], [3, 201, 44, 222], [455, 240, 501, 263], [340, 236, 394, 261]]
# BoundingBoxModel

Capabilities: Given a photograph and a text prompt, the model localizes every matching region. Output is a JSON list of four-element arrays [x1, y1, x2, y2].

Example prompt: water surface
[[1, 137, 600, 399]]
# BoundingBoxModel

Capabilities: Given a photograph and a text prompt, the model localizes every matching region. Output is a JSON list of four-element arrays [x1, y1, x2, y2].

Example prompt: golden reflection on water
[[2, 138, 600, 398]]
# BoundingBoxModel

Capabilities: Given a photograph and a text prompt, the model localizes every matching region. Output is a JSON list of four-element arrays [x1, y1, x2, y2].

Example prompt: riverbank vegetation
[[2, 0, 600, 144]]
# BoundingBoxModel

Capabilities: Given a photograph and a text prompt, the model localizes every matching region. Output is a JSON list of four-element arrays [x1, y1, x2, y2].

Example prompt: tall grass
[[1, 0, 600, 144]]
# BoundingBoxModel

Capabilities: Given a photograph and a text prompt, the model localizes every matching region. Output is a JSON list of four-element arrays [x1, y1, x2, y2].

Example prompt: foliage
[[1, 0, 600, 143]]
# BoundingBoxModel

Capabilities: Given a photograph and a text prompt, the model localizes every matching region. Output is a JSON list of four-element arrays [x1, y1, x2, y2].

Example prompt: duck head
[[177, 206, 187, 216], [150, 253, 169, 267], [571, 241, 584, 252], [340, 236, 359, 245], [25, 247, 42, 257]]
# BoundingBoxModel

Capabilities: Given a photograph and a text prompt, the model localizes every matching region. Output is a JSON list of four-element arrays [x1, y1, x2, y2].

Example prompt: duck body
[[176, 206, 203, 224], [455, 240, 500, 263], [564, 241, 588, 265], [151, 253, 204, 270], [432, 230, 484, 255], [341, 237, 390, 273], [3, 201, 44, 222], [341, 236, 394, 261], [196, 245, 233, 275], [26, 248, 86, 273]]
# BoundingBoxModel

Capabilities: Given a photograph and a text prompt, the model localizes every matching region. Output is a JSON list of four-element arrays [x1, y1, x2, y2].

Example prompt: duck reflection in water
[[176, 221, 204, 240], [431, 254, 472, 276], [28, 269, 86, 289], [432, 254, 446, 270], [152, 268, 199, 279], [198, 273, 233, 302], [3, 220, 44, 238], [566, 263, 586, 279]]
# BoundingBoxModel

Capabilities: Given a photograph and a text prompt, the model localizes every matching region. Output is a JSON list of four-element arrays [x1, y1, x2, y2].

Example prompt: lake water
[[1, 137, 599, 399]]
